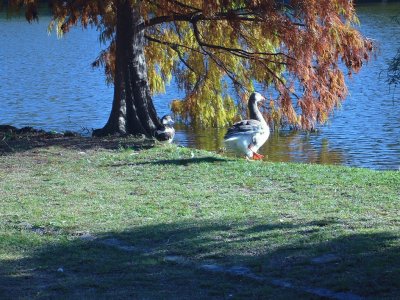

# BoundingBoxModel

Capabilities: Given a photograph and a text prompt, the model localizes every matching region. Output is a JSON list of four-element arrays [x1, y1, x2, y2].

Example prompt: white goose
[[224, 92, 270, 160], [156, 115, 175, 143]]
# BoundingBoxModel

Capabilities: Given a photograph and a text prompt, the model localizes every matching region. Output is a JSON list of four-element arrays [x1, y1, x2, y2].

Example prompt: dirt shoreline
[[0, 125, 155, 154]]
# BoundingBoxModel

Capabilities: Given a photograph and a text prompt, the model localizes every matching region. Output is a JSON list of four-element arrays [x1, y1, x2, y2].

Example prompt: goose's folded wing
[[224, 120, 263, 139], [156, 127, 175, 141]]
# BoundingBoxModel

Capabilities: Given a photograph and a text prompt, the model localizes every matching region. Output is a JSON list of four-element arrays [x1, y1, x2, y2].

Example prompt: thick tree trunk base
[[93, 0, 161, 139], [92, 127, 125, 137]]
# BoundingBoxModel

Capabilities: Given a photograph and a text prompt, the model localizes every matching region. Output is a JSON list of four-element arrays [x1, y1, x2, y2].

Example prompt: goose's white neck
[[249, 101, 268, 129]]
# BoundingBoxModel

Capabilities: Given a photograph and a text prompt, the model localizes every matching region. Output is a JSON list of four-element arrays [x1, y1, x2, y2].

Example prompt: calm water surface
[[1, 3, 399, 170]]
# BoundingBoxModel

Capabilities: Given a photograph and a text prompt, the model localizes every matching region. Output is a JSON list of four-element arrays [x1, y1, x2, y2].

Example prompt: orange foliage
[[7, 0, 374, 129]]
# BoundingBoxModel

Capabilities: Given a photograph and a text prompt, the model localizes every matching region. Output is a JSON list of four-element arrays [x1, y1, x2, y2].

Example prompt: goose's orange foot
[[252, 152, 264, 160]]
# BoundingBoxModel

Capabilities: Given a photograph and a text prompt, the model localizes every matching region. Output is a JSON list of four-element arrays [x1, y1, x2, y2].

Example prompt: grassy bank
[[0, 136, 399, 299]]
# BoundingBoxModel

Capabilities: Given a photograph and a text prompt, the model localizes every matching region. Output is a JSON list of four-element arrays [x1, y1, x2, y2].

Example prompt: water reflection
[[174, 125, 347, 166], [0, 3, 399, 170], [263, 133, 346, 165]]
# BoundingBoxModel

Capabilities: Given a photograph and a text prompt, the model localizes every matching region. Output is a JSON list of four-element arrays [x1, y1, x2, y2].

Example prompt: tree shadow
[[0, 126, 155, 154], [243, 218, 340, 234], [101, 154, 227, 168], [136, 157, 228, 166], [1, 219, 398, 299]]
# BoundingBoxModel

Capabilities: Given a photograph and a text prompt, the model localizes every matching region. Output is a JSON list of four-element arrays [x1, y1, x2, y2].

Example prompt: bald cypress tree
[[9, 0, 373, 136]]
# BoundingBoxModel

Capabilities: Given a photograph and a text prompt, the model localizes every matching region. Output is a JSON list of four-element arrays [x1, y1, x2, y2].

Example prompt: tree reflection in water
[[174, 125, 346, 166]]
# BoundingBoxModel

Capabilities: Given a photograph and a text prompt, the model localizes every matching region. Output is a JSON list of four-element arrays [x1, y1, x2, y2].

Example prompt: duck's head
[[161, 115, 175, 126], [249, 92, 266, 104]]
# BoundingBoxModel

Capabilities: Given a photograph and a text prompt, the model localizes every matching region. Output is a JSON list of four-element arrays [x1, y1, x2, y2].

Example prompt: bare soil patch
[[0, 125, 155, 155]]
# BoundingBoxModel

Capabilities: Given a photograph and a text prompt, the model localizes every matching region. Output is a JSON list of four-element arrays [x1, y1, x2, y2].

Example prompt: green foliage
[[8, 0, 373, 129]]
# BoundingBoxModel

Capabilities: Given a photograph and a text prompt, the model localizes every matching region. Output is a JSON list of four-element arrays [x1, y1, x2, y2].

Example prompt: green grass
[[0, 141, 399, 299]]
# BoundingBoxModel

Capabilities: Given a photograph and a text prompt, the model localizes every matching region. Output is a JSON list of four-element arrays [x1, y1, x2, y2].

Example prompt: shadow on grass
[[105, 156, 228, 169], [137, 157, 228, 166], [0, 220, 399, 299], [243, 218, 340, 233], [0, 126, 156, 155]]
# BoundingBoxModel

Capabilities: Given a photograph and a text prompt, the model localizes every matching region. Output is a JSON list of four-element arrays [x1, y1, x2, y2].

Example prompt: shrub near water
[[0, 141, 399, 298]]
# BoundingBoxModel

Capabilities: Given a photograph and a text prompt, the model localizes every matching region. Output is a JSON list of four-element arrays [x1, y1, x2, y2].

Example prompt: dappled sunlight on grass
[[1, 141, 399, 298], [0, 219, 399, 298]]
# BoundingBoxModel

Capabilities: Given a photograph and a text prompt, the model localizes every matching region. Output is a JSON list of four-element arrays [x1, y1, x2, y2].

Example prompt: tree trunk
[[93, 0, 161, 137]]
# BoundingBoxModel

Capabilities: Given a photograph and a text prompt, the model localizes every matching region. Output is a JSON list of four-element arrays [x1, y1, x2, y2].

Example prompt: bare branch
[[144, 34, 204, 55], [189, 15, 293, 61], [165, 0, 201, 13], [142, 9, 294, 29]]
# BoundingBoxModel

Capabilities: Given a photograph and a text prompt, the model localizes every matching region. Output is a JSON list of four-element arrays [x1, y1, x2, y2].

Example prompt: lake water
[[1, 2, 399, 170]]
